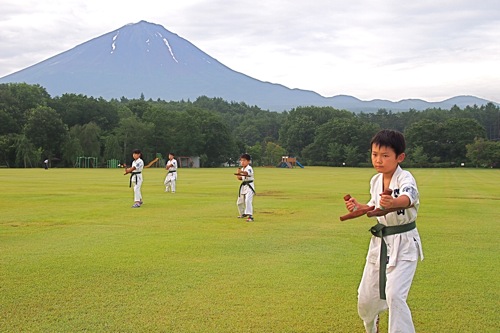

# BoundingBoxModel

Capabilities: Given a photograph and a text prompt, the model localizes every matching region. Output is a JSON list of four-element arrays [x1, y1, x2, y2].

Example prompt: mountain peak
[[0, 21, 497, 112]]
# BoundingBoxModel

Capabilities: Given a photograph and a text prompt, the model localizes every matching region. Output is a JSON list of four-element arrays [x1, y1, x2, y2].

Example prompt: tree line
[[1, 83, 499, 168]]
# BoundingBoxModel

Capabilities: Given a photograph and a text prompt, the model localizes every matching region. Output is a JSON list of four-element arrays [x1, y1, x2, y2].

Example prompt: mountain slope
[[0, 21, 497, 112]]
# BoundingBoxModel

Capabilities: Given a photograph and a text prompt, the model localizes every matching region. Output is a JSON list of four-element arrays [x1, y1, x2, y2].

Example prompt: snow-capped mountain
[[0, 21, 496, 112]]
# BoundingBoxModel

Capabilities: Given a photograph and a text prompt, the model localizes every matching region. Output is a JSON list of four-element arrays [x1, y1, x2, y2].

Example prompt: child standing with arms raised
[[124, 149, 144, 208], [344, 130, 423, 333], [235, 154, 255, 222]]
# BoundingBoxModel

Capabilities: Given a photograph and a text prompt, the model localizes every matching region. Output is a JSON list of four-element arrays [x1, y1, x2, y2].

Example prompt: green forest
[[1, 83, 499, 168]]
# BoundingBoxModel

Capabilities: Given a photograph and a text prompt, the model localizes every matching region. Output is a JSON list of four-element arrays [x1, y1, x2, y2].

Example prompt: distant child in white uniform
[[344, 130, 423, 333], [164, 152, 178, 193], [124, 149, 144, 208], [236, 153, 255, 222]]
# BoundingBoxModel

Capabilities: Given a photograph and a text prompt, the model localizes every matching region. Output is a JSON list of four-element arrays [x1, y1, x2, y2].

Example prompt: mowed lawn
[[0, 166, 498, 332]]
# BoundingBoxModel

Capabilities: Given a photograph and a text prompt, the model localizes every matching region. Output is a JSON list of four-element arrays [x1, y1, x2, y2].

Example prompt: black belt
[[129, 171, 141, 187], [370, 221, 416, 299], [238, 180, 255, 196], [168, 170, 177, 173]]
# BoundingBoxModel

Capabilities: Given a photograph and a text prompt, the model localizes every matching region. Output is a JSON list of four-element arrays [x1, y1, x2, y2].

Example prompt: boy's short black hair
[[240, 153, 251, 161], [370, 130, 406, 156], [132, 149, 142, 154], [169, 152, 175, 157]]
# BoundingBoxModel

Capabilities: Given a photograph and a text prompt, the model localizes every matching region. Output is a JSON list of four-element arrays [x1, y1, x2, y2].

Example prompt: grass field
[[0, 166, 499, 332]]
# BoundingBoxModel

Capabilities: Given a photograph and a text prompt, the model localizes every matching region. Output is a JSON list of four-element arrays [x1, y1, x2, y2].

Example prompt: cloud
[[1, 0, 499, 101]]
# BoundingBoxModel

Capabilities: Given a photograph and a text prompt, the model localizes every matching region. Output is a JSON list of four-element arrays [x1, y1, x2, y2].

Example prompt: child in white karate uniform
[[164, 153, 178, 193], [124, 149, 144, 208], [345, 130, 423, 333], [236, 154, 255, 222]]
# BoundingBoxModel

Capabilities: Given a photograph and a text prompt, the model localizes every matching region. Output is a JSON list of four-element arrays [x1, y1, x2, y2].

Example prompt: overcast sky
[[1, 0, 499, 102]]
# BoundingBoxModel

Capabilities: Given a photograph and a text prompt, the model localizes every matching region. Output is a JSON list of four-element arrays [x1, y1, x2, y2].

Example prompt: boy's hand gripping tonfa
[[339, 189, 392, 221]]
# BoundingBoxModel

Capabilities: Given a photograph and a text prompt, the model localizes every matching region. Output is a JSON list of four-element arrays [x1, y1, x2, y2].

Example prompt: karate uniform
[[164, 158, 178, 192], [237, 165, 255, 216], [131, 158, 144, 202], [358, 166, 424, 333]]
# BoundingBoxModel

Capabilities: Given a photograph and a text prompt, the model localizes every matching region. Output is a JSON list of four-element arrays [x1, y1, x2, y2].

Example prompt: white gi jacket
[[131, 158, 144, 184], [366, 166, 424, 267], [166, 159, 178, 180], [239, 165, 255, 195]]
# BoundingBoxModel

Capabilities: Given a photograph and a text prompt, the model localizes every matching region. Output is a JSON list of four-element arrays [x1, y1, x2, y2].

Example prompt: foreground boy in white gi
[[344, 130, 423, 333], [235, 154, 255, 222], [164, 152, 178, 193], [124, 149, 144, 208]]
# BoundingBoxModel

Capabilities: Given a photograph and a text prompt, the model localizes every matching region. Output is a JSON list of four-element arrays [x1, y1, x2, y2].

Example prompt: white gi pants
[[164, 172, 176, 192], [132, 174, 143, 202], [237, 190, 254, 216], [358, 259, 417, 333]]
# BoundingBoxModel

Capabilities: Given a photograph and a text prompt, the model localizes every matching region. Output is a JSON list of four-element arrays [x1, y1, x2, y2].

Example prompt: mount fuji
[[0, 20, 496, 112]]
